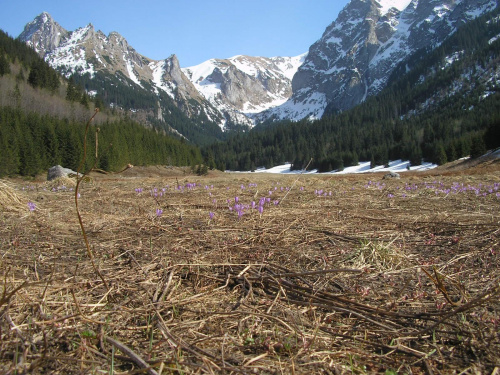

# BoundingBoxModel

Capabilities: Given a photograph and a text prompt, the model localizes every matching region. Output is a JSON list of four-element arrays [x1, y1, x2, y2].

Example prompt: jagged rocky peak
[[108, 31, 129, 49], [19, 12, 69, 56], [16, 12, 306, 129], [162, 54, 203, 98]]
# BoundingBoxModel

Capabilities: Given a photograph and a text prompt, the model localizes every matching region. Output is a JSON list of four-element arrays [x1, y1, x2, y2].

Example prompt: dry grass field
[[1, 160, 499, 374]]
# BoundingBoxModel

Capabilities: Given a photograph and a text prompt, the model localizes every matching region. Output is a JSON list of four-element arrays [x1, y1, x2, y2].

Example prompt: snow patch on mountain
[[182, 59, 225, 100], [368, 6, 414, 73], [149, 61, 177, 99], [489, 33, 500, 44], [376, 0, 413, 15], [125, 56, 142, 87], [466, 0, 498, 19], [251, 91, 327, 122], [45, 25, 96, 77], [182, 54, 307, 126], [270, 54, 308, 80]]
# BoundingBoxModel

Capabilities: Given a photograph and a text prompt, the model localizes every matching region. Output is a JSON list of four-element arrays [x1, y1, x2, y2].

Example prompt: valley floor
[[1, 160, 499, 374]]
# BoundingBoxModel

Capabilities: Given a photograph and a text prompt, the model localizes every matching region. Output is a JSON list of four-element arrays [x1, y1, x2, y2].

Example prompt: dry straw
[[44, 176, 77, 190], [0, 180, 27, 212], [1, 153, 499, 373]]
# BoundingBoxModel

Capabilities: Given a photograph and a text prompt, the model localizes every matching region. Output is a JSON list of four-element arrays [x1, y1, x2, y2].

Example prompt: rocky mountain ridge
[[17, 0, 499, 135], [18, 12, 304, 130]]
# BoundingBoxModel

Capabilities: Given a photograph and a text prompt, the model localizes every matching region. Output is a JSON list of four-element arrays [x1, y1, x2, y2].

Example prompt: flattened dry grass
[[1, 167, 499, 374], [0, 180, 28, 213]]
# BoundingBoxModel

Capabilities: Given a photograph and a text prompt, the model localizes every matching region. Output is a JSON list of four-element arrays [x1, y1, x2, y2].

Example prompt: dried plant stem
[[105, 336, 159, 375], [74, 108, 111, 293], [280, 157, 313, 204]]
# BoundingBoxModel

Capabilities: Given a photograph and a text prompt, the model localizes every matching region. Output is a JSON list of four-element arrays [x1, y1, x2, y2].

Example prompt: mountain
[[18, 12, 69, 57], [255, 0, 498, 122], [18, 13, 225, 131], [206, 5, 500, 172], [17, 12, 305, 134], [182, 54, 306, 126], [17, 0, 498, 134]]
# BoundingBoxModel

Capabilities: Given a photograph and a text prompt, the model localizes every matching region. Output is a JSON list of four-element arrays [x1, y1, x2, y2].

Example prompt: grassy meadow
[[1, 161, 499, 374]]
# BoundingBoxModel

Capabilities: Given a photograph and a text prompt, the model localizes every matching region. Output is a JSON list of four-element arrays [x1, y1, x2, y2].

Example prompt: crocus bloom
[[209, 212, 214, 220], [28, 201, 36, 211], [156, 208, 163, 217]]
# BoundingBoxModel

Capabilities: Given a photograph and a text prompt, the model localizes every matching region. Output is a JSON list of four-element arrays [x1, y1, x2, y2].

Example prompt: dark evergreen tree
[[0, 53, 10, 76], [470, 134, 487, 158], [66, 76, 82, 102]]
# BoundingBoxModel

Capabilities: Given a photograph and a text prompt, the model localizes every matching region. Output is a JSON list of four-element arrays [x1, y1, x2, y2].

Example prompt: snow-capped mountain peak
[[181, 54, 307, 123], [18, 11, 306, 130], [19, 11, 69, 57]]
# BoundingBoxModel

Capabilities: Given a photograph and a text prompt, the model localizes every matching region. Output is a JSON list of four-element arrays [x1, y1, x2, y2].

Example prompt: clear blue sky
[[0, 0, 349, 67]]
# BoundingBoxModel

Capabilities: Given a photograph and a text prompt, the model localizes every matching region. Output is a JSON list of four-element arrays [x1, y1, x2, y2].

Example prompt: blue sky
[[0, 0, 350, 67]]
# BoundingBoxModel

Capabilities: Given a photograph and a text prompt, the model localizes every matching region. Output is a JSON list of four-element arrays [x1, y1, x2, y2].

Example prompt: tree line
[[0, 106, 203, 177]]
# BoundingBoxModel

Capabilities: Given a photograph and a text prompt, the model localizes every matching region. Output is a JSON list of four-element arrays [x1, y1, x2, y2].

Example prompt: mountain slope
[[0, 30, 204, 177], [182, 54, 306, 126], [255, 0, 498, 122], [18, 13, 305, 134]]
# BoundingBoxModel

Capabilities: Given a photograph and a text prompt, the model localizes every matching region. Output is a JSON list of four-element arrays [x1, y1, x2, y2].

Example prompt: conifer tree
[[0, 53, 10, 76], [66, 76, 81, 102], [470, 134, 487, 158]]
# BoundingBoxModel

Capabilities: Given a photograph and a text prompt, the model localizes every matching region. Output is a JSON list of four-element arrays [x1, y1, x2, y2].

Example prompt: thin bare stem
[[74, 108, 111, 293]]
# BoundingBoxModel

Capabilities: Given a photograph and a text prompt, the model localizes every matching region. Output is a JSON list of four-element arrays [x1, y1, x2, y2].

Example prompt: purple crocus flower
[[27, 201, 36, 211], [209, 212, 214, 220], [156, 208, 163, 217], [258, 205, 264, 214]]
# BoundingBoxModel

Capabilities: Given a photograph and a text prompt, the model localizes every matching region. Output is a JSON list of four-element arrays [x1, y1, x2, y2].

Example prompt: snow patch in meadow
[[235, 159, 438, 174]]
